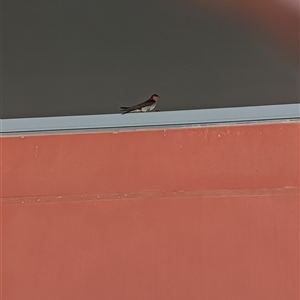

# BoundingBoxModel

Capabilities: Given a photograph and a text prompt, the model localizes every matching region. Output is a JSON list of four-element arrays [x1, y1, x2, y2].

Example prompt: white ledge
[[1, 104, 299, 134]]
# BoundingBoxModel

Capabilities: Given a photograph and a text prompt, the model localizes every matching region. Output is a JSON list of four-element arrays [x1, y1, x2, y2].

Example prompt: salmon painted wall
[[1, 122, 299, 300]]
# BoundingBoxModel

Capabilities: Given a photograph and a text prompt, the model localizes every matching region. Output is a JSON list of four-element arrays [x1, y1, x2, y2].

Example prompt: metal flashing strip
[[1, 104, 299, 134]]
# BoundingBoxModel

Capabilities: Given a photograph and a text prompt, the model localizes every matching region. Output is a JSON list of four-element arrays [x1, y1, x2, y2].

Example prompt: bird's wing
[[120, 99, 154, 111], [130, 99, 154, 109]]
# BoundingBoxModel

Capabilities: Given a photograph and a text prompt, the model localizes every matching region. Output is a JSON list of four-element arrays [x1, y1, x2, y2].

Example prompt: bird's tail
[[120, 106, 132, 114], [120, 107, 130, 114]]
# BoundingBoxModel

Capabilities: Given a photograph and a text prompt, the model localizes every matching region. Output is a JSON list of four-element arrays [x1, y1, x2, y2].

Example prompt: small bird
[[120, 94, 160, 114]]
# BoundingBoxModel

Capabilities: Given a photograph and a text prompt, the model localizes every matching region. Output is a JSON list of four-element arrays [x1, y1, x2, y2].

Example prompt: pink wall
[[1, 122, 299, 300]]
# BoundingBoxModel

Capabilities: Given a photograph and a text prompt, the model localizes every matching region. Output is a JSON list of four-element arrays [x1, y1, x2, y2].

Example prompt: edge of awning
[[1, 104, 299, 135]]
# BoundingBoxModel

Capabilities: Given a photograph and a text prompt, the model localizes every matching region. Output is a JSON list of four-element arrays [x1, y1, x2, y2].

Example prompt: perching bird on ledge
[[120, 94, 160, 114]]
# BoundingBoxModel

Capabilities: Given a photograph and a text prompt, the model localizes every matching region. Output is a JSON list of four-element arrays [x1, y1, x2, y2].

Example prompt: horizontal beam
[[1, 104, 299, 134]]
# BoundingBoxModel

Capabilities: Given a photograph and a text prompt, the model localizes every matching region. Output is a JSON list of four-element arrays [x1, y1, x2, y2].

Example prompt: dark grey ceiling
[[2, 0, 299, 119]]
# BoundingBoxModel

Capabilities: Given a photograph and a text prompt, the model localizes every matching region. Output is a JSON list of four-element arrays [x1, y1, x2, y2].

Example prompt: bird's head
[[151, 94, 161, 101]]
